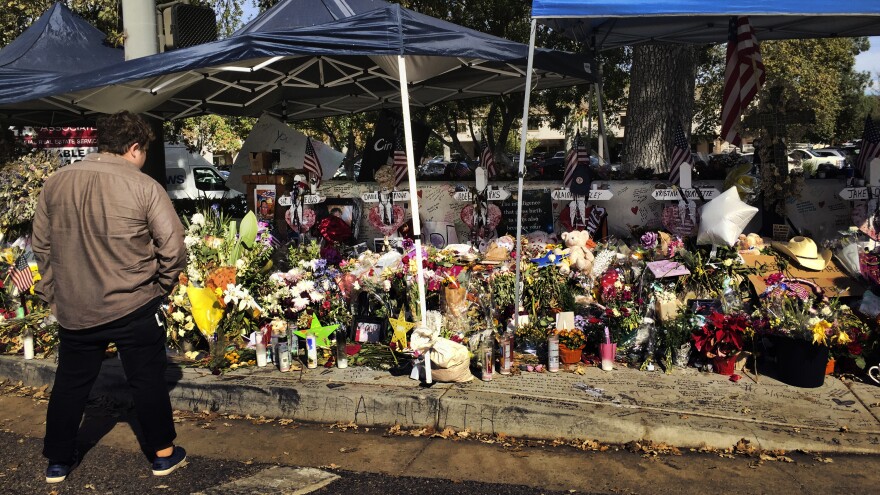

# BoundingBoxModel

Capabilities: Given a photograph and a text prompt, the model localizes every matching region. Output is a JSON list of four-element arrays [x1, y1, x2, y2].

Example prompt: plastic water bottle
[[547, 334, 559, 372]]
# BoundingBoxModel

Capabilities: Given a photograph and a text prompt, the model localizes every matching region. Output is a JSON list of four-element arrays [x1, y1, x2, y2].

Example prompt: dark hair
[[96, 111, 155, 155]]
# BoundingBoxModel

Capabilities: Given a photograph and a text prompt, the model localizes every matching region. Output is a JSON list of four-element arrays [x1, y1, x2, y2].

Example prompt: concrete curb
[[2, 355, 879, 454]]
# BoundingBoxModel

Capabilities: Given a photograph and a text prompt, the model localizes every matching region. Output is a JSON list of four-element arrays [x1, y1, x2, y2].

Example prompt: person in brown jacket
[[32, 111, 188, 483]]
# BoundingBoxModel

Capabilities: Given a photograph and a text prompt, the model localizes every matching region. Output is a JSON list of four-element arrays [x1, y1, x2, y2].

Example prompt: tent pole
[[397, 55, 428, 327], [595, 56, 610, 165], [514, 19, 538, 332]]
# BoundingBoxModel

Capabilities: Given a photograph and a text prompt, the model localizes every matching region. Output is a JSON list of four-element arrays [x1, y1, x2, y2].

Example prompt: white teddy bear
[[560, 230, 595, 274]]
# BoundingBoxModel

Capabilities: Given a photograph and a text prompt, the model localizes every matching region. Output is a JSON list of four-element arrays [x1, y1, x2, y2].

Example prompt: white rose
[[172, 311, 185, 323], [383, 280, 392, 291], [191, 213, 206, 226]]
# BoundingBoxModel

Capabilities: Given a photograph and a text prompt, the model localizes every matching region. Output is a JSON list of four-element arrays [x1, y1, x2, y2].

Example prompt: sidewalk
[[1, 355, 878, 454]]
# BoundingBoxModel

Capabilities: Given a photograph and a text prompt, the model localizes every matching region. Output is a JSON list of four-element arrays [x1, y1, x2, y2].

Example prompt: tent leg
[[397, 55, 428, 328], [595, 59, 610, 165], [513, 19, 538, 333]]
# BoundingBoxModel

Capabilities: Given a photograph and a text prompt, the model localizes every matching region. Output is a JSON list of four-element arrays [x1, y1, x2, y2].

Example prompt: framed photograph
[[687, 299, 722, 316], [353, 317, 384, 343], [254, 185, 276, 221]]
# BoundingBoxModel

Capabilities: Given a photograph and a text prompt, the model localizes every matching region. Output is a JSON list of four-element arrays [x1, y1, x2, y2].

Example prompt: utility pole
[[121, 0, 166, 188]]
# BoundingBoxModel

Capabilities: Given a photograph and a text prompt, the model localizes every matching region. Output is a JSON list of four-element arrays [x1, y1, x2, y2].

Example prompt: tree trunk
[[622, 44, 698, 172]]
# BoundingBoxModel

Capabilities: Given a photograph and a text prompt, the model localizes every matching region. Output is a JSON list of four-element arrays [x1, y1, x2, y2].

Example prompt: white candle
[[23, 331, 34, 360], [256, 341, 267, 367]]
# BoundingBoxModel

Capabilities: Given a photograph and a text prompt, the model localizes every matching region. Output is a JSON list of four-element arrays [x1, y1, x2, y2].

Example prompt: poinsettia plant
[[692, 310, 750, 358]]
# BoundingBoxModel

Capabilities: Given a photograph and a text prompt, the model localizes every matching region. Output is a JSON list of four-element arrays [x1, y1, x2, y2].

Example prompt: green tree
[[694, 38, 873, 146]]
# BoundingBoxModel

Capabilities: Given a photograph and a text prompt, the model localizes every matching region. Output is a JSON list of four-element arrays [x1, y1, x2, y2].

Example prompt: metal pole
[[397, 55, 428, 326], [513, 19, 538, 331], [595, 58, 610, 165], [121, 0, 158, 60]]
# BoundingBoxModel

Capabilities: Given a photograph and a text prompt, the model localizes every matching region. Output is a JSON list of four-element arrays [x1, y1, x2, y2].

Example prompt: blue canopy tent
[[511, 0, 880, 326], [0, 0, 594, 332], [0, 2, 122, 125]]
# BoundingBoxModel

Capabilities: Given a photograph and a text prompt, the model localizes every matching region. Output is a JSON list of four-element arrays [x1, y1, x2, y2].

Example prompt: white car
[[788, 149, 846, 169]]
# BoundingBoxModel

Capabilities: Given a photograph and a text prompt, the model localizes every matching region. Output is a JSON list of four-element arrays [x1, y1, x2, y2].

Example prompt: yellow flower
[[811, 319, 832, 345], [836, 331, 851, 345]]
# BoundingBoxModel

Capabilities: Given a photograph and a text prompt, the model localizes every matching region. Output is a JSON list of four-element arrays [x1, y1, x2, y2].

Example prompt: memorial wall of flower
[[0, 155, 877, 388]]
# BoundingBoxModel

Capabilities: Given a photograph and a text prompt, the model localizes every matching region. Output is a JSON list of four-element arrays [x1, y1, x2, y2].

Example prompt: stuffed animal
[[524, 230, 554, 246], [560, 230, 595, 273]]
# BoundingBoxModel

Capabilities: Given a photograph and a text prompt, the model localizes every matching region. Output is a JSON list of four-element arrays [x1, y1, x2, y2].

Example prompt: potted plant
[[691, 310, 749, 375], [555, 327, 587, 364], [755, 274, 855, 388]]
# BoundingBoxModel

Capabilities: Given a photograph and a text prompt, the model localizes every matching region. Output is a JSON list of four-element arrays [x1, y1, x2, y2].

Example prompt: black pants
[[43, 297, 176, 463]]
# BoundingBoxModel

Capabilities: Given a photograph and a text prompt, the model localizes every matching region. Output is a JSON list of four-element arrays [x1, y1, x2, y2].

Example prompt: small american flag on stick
[[9, 254, 33, 293], [393, 133, 408, 187], [480, 133, 497, 179], [669, 122, 693, 185], [303, 137, 323, 186]]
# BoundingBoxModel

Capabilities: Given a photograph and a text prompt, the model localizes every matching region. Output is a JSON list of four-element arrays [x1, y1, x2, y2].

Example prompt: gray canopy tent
[[0, 0, 594, 327], [510, 0, 880, 325]]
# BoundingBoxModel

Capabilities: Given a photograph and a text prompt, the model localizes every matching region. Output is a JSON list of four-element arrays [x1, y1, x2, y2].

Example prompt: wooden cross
[[742, 87, 815, 170]]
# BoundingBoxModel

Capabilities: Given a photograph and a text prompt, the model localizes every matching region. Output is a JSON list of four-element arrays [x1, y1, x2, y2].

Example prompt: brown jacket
[[32, 153, 186, 330]]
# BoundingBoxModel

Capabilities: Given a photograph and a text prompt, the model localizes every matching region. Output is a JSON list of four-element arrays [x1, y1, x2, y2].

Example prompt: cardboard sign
[[740, 252, 864, 298], [647, 260, 691, 278]]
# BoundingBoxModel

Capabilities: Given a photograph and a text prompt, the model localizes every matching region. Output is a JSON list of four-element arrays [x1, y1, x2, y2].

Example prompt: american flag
[[669, 122, 693, 185], [720, 17, 766, 148], [480, 133, 497, 179], [393, 133, 407, 187], [857, 115, 880, 181], [9, 254, 33, 293], [562, 131, 589, 188], [303, 137, 322, 186]]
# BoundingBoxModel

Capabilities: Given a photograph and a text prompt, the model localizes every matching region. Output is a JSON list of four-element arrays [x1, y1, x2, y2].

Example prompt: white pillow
[[697, 187, 758, 246]]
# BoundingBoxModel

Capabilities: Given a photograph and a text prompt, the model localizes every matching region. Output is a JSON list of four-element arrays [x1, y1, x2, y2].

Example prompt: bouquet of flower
[[167, 209, 269, 362], [597, 269, 642, 344]]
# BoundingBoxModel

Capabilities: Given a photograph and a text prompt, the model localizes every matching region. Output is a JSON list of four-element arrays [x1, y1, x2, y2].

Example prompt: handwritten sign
[[551, 189, 613, 201], [278, 194, 324, 206], [361, 191, 410, 203], [497, 190, 553, 235], [453, 188, 511, 202], [651, 188, 720, 201], [838, 187, 880, 201]]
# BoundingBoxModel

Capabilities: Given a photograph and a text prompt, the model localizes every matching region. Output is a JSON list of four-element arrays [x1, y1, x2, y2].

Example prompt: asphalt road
[[1, 382, 878, 495]]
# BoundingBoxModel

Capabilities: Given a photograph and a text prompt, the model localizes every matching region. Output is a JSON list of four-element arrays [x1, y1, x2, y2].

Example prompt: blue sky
[[855, 36, 880, 90]]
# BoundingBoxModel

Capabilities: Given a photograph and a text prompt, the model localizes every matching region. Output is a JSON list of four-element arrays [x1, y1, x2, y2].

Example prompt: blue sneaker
[[152, 446, 187, 476], [45, 458, 77, 484]]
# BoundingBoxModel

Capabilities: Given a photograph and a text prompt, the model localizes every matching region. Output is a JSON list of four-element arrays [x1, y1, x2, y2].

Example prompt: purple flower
[[640, 231, 658, 249]]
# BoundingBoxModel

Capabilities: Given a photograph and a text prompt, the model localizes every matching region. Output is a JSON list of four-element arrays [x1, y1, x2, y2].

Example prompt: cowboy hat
[[771, 236, 832, 271]]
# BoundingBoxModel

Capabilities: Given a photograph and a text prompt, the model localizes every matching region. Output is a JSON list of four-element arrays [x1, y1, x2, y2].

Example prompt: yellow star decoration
[[388, 309, 415, 349], [293, 314, 339, 348]]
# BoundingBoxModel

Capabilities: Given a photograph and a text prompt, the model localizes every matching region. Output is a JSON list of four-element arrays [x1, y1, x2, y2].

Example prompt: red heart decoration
[[368, 205, 406, 237], [631, 206, 639, 215], [460, 204, 502, 234], [285, 207, 316, 233], [661, 204, 699, 237], [852, 199, 880, 241]]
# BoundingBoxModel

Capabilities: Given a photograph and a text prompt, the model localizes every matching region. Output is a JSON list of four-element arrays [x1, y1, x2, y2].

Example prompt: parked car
[[788, 149, 846, 170], [535, 151, 599, 179]]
